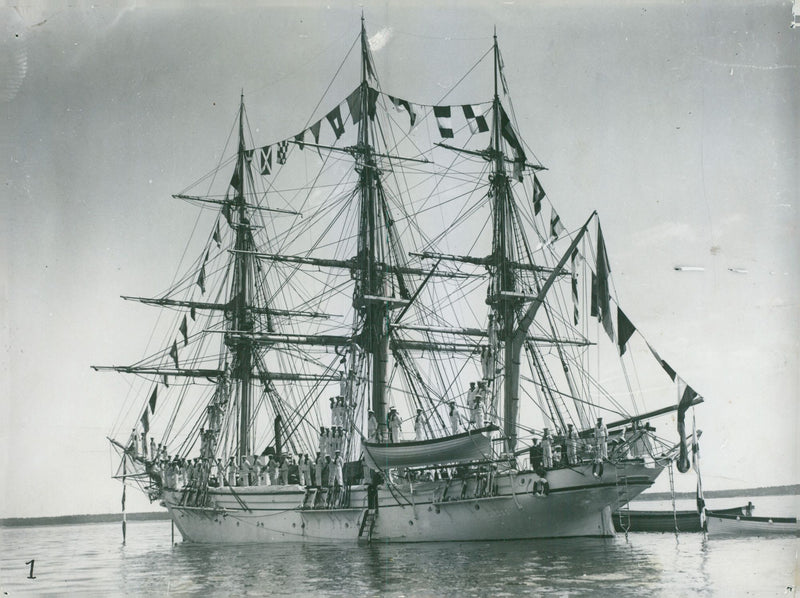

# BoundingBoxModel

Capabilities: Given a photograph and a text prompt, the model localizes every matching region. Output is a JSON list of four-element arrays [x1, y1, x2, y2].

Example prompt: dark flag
[[229, 161, 241, 192], [389, 95, 417, 129], [499, 105, 526, 163], [676, 377, 699, 473], [617, 307, 636, 355], [179, 315, 188, 347], [196, 264, 206, 294], [326, 105, 345, 140], [213, 221, 221, 247], [346, 87, 362, 124], [367, 87, 379, 120], [169, 340, 179, 369], [595, 223, 613, 341], [221, 202, 232, 226], [590, 272, 598, 317], [277, 140, 289, 165], [647, 343, 677, 381], [148, 387, 157, 414], [462, 104, 489, 133], [140, 410, 150, 434], [190, 306, 196, 321], [532, 175, 545, 215], [310, 120, 322, 157], [294, 130, 305, 150], [163, 374, 169, 388], [433, 106, 453, 138]]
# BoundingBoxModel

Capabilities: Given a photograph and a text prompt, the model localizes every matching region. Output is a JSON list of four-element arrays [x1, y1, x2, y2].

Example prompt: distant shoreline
[[633, 483, 799, 501], [2, 484, 797, 527]]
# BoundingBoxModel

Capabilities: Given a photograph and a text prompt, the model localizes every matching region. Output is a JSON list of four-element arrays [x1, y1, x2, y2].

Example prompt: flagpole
[[121, 456, 127, 545]]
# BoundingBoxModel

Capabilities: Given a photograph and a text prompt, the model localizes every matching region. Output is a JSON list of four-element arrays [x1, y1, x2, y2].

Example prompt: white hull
[[163, 461, 661, 543], [706, 513, 799, 536]]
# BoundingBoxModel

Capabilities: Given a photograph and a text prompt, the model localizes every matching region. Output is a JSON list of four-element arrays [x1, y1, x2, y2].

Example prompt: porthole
[[409, 520, 414, 526], [519, 478, 525, 485], [475, 504, 480, 510], [292, 522, 296, 527], [345, 523, 349, 528]]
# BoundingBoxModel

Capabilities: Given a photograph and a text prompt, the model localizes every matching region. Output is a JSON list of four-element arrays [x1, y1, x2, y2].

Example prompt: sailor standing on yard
[[566, 423, 579, 465], [594, 417, 608, 462], [387, 407, 401, 442], [448, 400, 461, 435], [367, 409, 378, 441], [414, 408, 426, 440], [129, 428, 139, 456], [541, 428, 553, 469]]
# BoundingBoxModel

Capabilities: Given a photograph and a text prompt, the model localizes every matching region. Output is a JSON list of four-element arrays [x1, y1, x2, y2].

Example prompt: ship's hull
[[163, 461, 662, 543]]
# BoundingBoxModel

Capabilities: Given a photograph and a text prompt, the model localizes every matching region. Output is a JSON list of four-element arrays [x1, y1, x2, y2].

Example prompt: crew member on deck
[[267, 455, 278, 485], [387, 407, 401, 442], [566, 423, 579, 465], [448, 401, 461, 435], [279, 456, 289, 485], [541, 428, 553, 469], [149, 437, 156, 461], [594, 417, 608, 462], [367, 410, 378, 441], [414, 408, 426, 440], [313, 451, 323, 486], [299, 454, 311, 486], [332, 450, 344, 487]]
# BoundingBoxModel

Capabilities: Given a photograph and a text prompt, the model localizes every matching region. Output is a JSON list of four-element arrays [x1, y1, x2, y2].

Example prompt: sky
[[1, 1, 798, 518]]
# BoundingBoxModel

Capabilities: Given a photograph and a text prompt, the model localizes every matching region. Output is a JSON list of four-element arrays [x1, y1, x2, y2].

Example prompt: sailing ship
[[96, 20, 706, 543]]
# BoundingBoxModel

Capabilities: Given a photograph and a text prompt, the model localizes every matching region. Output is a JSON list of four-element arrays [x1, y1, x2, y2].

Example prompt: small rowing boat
[[706, 511, 799, 536]]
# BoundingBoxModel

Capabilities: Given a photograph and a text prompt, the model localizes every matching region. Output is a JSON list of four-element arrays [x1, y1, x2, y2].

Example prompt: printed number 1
[[25, 559, 36, 579]]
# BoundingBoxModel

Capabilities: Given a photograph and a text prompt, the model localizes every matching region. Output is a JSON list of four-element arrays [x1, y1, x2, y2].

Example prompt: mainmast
[[231, 92, 254, 458], [355, 17, 389, 439], [488, 32, 522, 453]]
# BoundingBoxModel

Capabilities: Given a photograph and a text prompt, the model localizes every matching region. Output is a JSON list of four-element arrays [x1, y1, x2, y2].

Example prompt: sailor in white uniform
[[367, 410, 378, 441], [541, 428, 553, 469], [594, 417, 608, 462], [448, 401, 461, 435], [414, 408, 425, 440]]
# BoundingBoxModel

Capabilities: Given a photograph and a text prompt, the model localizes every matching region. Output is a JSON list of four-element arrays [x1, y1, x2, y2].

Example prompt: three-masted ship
[[97, 20, 704, 543]]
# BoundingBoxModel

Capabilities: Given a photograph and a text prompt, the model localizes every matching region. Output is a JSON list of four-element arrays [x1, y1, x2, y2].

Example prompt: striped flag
[[433, 106, 453, 138], [571, 249, 580, 325], [550, 209, 566, 241], [462, 105, 489, 134]]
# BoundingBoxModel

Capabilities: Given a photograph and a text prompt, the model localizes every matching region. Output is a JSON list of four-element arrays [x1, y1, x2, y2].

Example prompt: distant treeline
[[637, 484, 800, 501], [0, 511, 170, 527]]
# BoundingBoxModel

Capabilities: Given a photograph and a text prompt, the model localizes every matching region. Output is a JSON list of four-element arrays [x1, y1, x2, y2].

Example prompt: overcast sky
[[1, 1, 798, 518]]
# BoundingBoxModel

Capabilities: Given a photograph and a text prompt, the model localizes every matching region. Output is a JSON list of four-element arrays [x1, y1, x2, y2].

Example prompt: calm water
[[1, 496, 797, 597]]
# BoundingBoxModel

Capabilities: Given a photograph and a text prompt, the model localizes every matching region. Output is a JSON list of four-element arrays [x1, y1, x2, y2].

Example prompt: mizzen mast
[[230, 92, 255, 458]]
